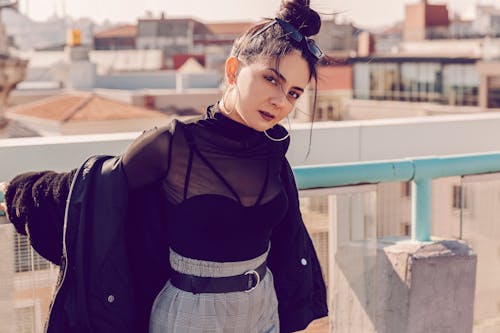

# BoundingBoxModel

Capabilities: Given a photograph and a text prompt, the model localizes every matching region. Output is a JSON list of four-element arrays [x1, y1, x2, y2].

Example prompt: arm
[[3, 170, 76, 265], [121, 123, 175, 190]]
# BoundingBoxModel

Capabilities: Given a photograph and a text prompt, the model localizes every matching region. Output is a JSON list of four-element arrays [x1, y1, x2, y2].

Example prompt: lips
[[259, 110, 275, 122]]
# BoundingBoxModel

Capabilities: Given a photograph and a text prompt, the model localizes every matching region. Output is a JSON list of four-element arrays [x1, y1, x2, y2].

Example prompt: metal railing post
[[411, 178, 432, 241]]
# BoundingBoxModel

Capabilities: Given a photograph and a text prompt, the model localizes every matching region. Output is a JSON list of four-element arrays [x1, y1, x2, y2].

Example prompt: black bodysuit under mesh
[[122, 106, 290, 261]]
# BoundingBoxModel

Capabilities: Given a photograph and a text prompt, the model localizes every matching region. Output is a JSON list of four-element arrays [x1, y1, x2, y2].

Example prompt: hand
[[0, 202, 6, 216]]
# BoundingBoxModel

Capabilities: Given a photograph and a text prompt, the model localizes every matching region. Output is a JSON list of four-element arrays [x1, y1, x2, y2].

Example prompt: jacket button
[[107, 295, 115, 303], [301, 258, 307, 266]]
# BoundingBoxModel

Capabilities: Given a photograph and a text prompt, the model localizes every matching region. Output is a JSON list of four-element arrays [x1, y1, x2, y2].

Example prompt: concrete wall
[[287, 111, 500, 166], [94, 71, 220, 91], [6, 111, 500, 179], [330, 187, 476, 333], [344, 99, 482, 121], [95, 72, 177, 90], [150, 89, 221, 112]]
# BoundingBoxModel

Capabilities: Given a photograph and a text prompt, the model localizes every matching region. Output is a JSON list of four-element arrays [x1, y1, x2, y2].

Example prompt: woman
[[0, 0, 327, 332]]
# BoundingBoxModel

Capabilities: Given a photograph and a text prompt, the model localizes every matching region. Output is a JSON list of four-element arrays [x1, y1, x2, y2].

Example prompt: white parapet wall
[[288, 111, 500, 166], [4, 112, 500, 179]]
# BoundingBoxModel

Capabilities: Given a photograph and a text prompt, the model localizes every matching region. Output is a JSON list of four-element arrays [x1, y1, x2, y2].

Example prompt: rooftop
[[206, 22, 253, 35], [6, 93, 166, 122], [94, 25, 138, 38]]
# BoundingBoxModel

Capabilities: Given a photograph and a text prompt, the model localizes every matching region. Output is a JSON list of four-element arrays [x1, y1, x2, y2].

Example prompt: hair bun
[[277, 0, 321, 37]]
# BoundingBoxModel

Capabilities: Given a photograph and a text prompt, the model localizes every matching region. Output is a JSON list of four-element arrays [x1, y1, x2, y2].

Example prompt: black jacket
[[6, 155, 327, 333]]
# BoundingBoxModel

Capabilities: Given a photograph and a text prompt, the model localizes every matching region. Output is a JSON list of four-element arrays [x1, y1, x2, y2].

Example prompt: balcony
[[3, 113, 500, 332]]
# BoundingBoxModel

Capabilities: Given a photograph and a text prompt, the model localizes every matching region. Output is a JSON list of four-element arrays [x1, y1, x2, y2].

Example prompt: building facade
[[136, 13, 211, 69], [94, 25, 137, 50], [474, 5, 500, 37], [352, 56, 480, 107], [404, 0, 449, 41]]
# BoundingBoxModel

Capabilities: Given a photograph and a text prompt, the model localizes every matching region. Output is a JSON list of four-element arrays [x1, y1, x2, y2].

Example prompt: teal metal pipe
[[412, 179, 432, 241], [292, 151, 500, 242], [293, 152, 500, 190], [293, 160, 415, 189]]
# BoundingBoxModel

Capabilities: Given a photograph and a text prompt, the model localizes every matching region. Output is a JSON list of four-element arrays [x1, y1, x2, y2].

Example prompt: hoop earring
[[220, 85, 239, 115], [221, 97, 234, 115], [264, 115, 291, 142]]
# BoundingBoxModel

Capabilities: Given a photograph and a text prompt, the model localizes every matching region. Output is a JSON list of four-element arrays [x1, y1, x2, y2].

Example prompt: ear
[[224, 56, 240, 84]]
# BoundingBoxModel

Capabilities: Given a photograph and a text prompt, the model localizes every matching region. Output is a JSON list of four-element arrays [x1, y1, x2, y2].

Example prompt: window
[[452, 185, 468, 209], [353, 63, 370, 99], [14, 234, 50, 273], [15, 306, 35, 333], [327, 105, 335, 120], [354, 60, 479, 107], [400, 223, 411, 236], [488, 76, 500, 108], [443, 64, 480, 106], [368, 63, 400, 101], [15, 301, 41, 333], [401, 62, 441, 103], [401, 182, 411, 197]]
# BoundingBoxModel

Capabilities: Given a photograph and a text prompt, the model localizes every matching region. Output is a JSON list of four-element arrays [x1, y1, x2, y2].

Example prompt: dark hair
[[231, 0, 321, 81]]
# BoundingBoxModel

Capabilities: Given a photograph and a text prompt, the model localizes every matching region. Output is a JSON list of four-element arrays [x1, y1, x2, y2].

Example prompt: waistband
[[169, 247, 269, 278]]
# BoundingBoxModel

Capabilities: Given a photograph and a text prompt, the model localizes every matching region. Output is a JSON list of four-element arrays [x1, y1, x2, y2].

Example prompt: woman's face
[[225, 51, 310, 132]]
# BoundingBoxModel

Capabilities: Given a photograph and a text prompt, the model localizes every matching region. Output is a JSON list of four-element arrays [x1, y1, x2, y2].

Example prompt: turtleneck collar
[[201, 103, 263, 142], [193, 102, 290, 153]]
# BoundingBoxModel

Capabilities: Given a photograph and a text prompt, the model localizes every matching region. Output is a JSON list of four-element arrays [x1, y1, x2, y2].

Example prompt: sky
[[19, 0, 497, 28]]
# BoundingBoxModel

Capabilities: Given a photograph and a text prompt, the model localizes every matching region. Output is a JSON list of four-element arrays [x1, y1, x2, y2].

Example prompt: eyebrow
[[267, 68, 305, 93]]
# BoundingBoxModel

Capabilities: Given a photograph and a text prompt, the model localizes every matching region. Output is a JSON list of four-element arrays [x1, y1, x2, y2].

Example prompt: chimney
[[67, 29, 82, 47], [357, 31, 375, 57]]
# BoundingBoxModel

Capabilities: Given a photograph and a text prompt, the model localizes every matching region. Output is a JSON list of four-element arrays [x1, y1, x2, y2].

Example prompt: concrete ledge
[[333, 239, 477, 333]]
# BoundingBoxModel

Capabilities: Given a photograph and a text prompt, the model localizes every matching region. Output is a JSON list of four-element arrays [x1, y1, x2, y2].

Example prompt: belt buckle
[[244, 269, 260, 293]]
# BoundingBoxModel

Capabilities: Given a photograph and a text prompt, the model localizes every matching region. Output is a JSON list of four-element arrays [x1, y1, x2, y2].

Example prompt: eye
[[288, 91, 301, 100], [264, 75, 278, 85]]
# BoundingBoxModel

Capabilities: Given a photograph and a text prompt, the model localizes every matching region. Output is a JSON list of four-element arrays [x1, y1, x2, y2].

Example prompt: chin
[[243, 115, 276, 132]]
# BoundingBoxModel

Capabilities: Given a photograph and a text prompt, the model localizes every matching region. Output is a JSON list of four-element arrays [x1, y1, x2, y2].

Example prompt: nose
[[269, 89, 287, 109]]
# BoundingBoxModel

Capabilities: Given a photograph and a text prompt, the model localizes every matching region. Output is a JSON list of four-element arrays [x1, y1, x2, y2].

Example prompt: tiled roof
[[94, 25, 138, 38], [7, 93, 167, 122], [137, 17, 210, 35], [206, 22, 253, 35]]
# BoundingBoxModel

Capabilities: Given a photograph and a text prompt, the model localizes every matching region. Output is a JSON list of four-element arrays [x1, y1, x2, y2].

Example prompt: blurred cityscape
[[0, 0, 499, 138], [2, 0, 500, 332]]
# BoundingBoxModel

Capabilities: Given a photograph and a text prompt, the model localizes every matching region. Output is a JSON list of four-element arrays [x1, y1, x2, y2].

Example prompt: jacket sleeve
[[268, 159, 328, 333], [4, 169, 77, 265]]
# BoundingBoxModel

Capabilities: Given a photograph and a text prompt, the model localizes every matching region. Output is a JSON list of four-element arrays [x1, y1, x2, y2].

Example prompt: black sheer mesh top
[[122, 105, 290, 261]]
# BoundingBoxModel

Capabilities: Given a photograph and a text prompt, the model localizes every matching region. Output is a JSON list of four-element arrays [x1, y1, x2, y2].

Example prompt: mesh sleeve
[[122, 123, 175, 190]]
